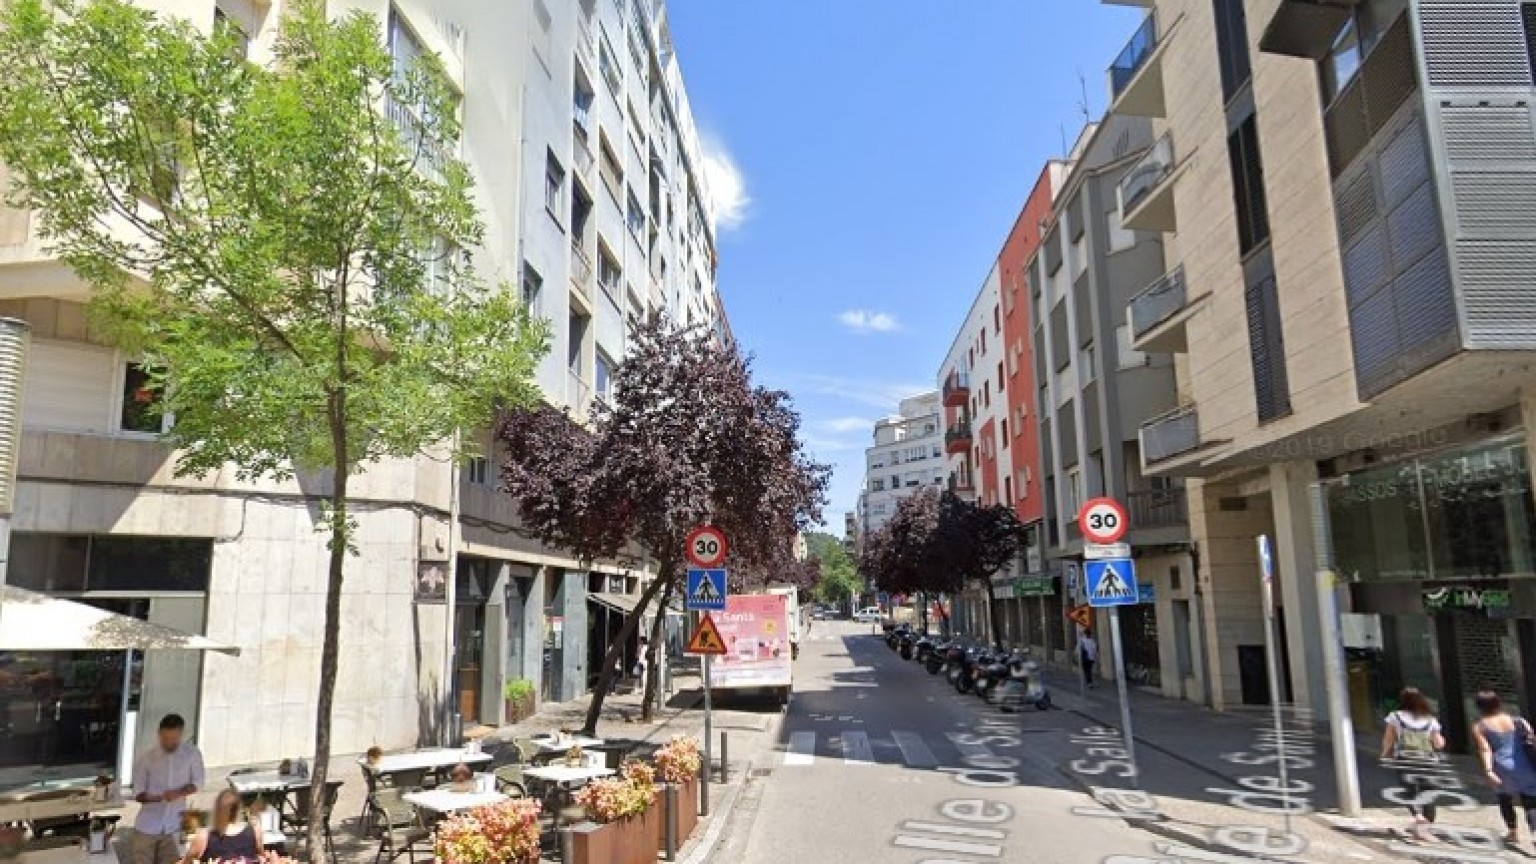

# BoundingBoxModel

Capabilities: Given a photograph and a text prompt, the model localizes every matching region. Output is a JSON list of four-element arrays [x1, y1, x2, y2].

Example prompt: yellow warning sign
[[686, 613, 728, 655], [1068, 605, 1093, 630]]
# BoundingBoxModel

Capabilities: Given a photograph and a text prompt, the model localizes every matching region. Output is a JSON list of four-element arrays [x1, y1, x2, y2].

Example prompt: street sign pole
[[1257, 535, 1293, 835], [1108, 607, 1139, 788], [701, 649, 713, 816]]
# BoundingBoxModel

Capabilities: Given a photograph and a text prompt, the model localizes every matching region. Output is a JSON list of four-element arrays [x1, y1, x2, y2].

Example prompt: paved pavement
[[717, 625, 1523, 864]]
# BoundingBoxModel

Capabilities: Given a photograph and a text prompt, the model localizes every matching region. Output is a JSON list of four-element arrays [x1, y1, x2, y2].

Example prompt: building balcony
[[570, 241, 594, 304], [1140, 404, 1202, 468], [1107, 11, 1167, 117], [942, 371, 970, 407], [948, 473, 975, 494], [567, 371, 593, 419], [572, 125, 596, 188], [1127, 265, 1207, 353], [1119, 134, 1178, 232], [1259, 0, 1360, 60], [944, 420, 973, 455], [1126, 487, 1188, 531]]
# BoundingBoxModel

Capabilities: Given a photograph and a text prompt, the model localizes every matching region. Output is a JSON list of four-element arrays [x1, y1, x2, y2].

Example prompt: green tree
[[0, 1, 547, 857], [806, 531, 859, 607]]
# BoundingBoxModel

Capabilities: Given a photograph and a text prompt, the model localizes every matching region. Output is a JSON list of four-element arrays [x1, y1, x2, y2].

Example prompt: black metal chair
[[283, 780, 343, 864]]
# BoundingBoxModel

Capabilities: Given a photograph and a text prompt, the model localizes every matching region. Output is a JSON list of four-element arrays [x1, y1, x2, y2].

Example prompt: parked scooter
[[990, 650, 1052, 712], [972, 648, 1013, 701]]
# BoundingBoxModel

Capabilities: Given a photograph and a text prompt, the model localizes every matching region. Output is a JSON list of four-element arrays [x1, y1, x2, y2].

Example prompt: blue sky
[[668, 2, 1146, 533]]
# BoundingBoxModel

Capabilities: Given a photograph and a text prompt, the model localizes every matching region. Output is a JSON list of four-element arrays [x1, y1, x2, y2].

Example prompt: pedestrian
[[632, 637, 649, 691], [1077, 629, 1099, 689], [1471, 690, 1536, 847], [131, 713, 205, 864], [179, 789, 260, 864], [1381, 687, 1446, 843]]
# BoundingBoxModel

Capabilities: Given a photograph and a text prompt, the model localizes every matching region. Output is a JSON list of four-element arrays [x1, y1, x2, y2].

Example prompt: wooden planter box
[[569, 799, 661, 864], [660, 778, 700, 849]]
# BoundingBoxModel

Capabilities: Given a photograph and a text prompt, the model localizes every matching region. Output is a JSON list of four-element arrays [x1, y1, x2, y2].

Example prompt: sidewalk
[[1044, 669, 1514, 863]]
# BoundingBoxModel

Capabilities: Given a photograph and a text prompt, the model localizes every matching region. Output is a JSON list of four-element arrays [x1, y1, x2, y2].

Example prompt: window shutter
[[1244, 264, 1291, 422], [22, 341, 116, 433]]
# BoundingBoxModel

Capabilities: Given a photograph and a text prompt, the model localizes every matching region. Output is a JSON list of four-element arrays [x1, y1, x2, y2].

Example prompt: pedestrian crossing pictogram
[[1085, 559, 1139, 608], [686, 613, 727, 655], [686, 568, 727, 611]]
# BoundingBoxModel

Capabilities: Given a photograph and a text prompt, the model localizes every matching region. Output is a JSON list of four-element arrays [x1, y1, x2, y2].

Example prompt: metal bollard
[[663, 784, 678, 860], [559, 826, 574, 863], [700, 758, 710, 817], [720, 731, 729, 783]]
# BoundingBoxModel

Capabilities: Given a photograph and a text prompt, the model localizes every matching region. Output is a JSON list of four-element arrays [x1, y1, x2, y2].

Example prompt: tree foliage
[[0, 2, 548, 858], [496, 316, 830, 728], [805, 531, 859, 606]]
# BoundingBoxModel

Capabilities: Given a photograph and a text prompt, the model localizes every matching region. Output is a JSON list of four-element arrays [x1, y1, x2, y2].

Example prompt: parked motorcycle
[[897, 628, 920, 661], [990, 650, 1052, 712], [972, 648, 1013, 701]]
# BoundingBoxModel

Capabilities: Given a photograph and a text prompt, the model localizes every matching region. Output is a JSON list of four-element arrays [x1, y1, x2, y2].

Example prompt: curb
[[676, 754, 759, 864]]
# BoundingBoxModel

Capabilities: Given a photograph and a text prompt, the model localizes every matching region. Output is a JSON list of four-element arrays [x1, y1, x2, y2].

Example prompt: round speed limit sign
[[685, 526, 729, 568], [1077, 497, 1129, 545]]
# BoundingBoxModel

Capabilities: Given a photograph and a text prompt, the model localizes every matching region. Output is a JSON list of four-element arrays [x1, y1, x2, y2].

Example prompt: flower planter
[[660, 778, 699, 849], [569, 799, 661, 864]]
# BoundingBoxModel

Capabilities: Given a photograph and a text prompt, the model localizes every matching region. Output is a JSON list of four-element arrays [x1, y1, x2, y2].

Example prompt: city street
[[714, 621, 1154, 864]]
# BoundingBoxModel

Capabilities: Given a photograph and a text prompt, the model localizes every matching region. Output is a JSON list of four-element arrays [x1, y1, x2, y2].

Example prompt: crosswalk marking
[[841, 730, 873, 765], [785, 731, 817, 766], [892, 731, 937, 768]]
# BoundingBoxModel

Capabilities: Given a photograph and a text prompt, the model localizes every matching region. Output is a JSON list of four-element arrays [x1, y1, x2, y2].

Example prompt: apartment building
[[0, 0, 727, 780], [857, 392, 945, 539], [1105, 0, 1536, 746], [1026, 114, 1198, 698]]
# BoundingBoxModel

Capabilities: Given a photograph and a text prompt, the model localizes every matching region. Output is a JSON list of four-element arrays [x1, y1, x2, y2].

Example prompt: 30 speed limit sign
[[1077, 497, 1129, 544], [685, 526, 729, 568]]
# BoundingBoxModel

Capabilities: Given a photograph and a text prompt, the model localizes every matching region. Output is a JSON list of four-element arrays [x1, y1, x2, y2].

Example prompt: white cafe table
[[528, 735, 604, 753], [359, 748, 492, 775], [402, 788, 507, 815], [227, 771, 309, 794], [521, 765, 613, 789]]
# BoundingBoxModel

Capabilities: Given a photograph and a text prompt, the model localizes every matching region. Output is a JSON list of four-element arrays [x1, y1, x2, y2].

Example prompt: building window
[[871, 479, 885, 492], [545, 150, 566, 223], [890, 475, 900, 489], [1524, 3, 1536, 84], [1227, 114, 1270, 255], [1212, 0, 1253, 102], [466, 455, 490, 486], [1066, 467, 1083, 516], [595, 350, 613, 398], [625, 187, 646, 238], [1245, 253, 1292, 421], [993, 304, 1001, 334], [521, 263, 543, 317], [932, 445, 942, 458], [213, 5, 250, 60], [1116, 324, 1147, 369], [598, 135, 623, 204], [1323, 18, 1364, 101], [1001, 419, 1009, 445], [1004, 476, 1013, 506], [599, 37, 621, 95], [120, 363, 168, 434], [598, 246, 621, 295], [997, 361, 1005, 393], [1080, 343, 1097, 384]]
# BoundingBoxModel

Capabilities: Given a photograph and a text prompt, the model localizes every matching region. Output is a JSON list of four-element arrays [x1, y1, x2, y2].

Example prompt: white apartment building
[[0, 0, 726, 782], [857, 393, 945, 538], [938, 267, 1013, 510]]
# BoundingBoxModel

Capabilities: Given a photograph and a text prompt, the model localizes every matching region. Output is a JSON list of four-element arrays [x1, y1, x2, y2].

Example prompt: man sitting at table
[[131, 714, 205, 864]]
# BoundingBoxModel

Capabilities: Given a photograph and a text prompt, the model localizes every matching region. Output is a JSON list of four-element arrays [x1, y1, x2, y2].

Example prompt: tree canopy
[[496, 315, 829, 727], [0, 2, 548, 858], [805, 531, 860, 606]]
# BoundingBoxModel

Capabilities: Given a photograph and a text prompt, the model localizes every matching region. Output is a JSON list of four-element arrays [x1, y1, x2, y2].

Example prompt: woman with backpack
[[1471, 690, 1536, 847], [1381, 686, 1446, 843]]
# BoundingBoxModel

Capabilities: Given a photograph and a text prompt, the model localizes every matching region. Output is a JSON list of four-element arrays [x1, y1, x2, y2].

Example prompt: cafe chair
[[492, 765, 528, 799], [370, 787, 429, 864], [284, 780, 344, 864]]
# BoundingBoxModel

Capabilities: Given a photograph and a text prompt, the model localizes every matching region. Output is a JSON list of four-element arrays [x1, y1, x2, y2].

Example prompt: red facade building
[[998, 167, 1056, 528]]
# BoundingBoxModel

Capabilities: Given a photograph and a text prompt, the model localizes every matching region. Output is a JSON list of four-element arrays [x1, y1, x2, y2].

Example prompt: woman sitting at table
[[181, 789, 263, 864], [448, 763, 475, 793]]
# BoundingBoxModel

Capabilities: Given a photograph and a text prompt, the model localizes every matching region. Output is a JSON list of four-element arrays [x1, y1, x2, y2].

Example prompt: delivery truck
[[709, 593, 793, 706], [765, 585, 802, 659]]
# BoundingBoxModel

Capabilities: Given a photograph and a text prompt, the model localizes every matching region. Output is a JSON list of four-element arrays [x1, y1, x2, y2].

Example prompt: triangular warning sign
[[1092, 564, 1134, 600], [686, 613, 728, 655]]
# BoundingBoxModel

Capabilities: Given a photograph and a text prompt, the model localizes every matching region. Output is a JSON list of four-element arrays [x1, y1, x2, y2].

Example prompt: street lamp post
[[0, 318, 31, 633]]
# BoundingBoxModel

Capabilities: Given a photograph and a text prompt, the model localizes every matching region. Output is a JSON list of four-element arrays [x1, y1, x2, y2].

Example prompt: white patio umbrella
[[0, 585, 240, 655]]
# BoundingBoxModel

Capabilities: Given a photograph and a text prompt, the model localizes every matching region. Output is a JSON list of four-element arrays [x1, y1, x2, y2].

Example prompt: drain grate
[[750, 768, 773, 778]]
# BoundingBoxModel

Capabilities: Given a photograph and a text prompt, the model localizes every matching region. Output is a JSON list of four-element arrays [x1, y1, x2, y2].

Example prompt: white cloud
[[699, 133, 750, 233], [837, 309, 901, 334], [788, 374, 935, 411], [822, 417, 874, 434]]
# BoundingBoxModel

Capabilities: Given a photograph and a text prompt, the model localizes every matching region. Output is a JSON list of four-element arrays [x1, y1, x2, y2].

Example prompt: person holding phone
[[132, 714, 205, 864]]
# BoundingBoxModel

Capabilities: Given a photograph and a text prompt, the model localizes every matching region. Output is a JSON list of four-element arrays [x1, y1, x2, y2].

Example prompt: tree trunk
[[581, 566, 672, 736], [983, 579, 1004, 650], [640, 577, 675, 722], [307, 408, 348, 864]]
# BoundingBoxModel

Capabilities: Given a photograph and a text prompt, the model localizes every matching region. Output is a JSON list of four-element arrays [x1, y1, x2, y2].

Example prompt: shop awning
[[0, 586, 241, 656], [588, 592, 642, 616]]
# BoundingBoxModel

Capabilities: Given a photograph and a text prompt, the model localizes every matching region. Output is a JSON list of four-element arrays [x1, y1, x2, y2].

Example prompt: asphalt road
[[713, 621, 1162, 864]]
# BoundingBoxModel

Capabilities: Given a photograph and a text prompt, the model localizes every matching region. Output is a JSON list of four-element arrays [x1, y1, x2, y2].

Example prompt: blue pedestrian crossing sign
[[686, 568, 727, 611], [1085, 559, 1139, 608]]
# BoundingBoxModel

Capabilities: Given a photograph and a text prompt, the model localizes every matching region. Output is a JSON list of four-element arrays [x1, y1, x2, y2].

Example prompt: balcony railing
[[572, 125, 595, 180], [1141, 404, 1201, 464], [942, 371, 971, 407], [570, 242, 594, 299], [1109, 11, 1158, 101], [944, 420, 973, 455], [948, 473, 975, 494], [384, 92, 449, 176], [1128, 265, 1187, 340], [567, 371, 593, 418], [1120, 134, 1174, 217], [1126, 487, 1188, 530]]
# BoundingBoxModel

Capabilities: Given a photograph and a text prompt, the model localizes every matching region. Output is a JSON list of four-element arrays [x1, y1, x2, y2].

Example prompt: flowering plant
[[434, 799, 543, 864], [653, 735, 702, 785], [573, 760, 655, 824]]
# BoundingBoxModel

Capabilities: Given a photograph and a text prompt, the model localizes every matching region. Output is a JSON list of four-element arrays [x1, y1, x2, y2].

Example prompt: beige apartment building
[[1106, 0, 1536, 748], [0, 0, 727, 786]]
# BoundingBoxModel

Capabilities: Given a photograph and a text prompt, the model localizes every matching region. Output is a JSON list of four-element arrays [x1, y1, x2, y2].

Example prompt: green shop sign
[[1422, 586, 1511, 612], [1014, 576, 1055, 597]]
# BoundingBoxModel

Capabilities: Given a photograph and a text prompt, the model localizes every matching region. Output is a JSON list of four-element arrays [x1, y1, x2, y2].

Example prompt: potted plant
[[435, 800, 543, 864], [569, 760, 660, 864], [502, 678, 535, 724], [653, 735, 702, 848]]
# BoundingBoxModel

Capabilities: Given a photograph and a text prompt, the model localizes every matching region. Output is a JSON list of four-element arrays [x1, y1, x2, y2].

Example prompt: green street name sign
[[1014, 576, 1055, 598], [1422, 586, 1511, 612]]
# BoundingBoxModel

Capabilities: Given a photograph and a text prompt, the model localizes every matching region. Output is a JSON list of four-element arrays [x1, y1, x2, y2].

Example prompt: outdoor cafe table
[[527, 734, 604, 754], [228, 770, 310, 795], [402, 788, 507, 815], [359, 748, 492, 775], [521, 764, 613, 789]]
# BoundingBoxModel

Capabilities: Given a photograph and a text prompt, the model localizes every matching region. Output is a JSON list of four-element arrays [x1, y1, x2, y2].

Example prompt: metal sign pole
[[701, 652, 713, 816], [1258, 535, 1293, 834], [1108, 607, 1138, 787]]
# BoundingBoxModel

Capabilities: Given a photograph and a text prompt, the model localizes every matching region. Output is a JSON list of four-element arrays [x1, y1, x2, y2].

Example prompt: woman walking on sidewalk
[[1471, 690, 1536, 847], [1381, 687, 1446, 843]]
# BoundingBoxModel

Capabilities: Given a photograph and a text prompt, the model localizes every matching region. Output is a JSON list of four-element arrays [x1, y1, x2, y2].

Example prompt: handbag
[[1517, 717, 1536, 766]]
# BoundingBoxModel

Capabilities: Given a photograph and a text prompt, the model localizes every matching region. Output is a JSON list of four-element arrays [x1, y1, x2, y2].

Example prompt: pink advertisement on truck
[[711, 594, 792, 689]]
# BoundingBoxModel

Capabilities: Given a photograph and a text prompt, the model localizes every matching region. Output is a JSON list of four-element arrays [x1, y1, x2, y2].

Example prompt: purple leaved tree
[[496, 316, 829, 730]]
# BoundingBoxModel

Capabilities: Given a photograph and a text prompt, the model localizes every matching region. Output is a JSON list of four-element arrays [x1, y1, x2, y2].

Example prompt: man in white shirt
[[130, 713, 204, 864], [1077, 629, 1099, 689]]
